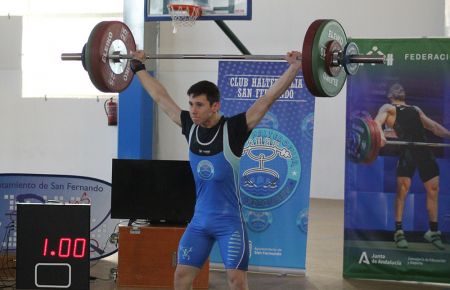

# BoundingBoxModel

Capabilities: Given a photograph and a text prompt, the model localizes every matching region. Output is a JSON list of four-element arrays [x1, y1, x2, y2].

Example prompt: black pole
[[215, 20, 251, 55]]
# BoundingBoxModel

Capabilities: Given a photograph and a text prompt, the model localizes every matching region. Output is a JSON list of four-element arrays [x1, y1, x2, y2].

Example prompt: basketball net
[[167, 3, 202, 34]]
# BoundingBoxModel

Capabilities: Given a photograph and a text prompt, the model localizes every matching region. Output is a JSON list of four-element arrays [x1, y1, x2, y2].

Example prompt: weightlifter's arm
[[131, 50, 182, 127], [374, 104, 392, 146], [416, 106, 450, 138], [245, 51, 302, 130]]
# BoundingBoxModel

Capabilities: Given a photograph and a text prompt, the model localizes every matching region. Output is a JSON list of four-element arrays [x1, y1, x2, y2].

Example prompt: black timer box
[[16, 203, 90, 289]]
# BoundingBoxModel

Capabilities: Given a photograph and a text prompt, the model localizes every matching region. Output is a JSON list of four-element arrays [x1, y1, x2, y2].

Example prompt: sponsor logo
[[363, 46, 394, 66], [359, 251, 370, 265], [180, 246, 193, 261]]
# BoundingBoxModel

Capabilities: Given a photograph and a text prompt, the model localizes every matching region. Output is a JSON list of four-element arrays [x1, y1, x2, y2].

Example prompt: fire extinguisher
[[104, 97, 118, 126]]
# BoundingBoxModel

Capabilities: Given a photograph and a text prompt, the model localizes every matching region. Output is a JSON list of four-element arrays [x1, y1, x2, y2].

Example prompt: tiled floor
[[87, 198, 450, 290]]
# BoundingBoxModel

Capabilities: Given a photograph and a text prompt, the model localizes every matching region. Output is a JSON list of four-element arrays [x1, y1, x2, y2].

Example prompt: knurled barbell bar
[[386, 140, 450, 147], [61, 19, 386, 97], [63, 52, 381, 62], [347, 116, 450, 164]]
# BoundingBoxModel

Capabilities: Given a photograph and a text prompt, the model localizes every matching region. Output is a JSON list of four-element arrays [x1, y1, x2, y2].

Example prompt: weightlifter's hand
[[286, 51, 302, 68], [130, 50, 146, 73], [131, 50, 146, 62]]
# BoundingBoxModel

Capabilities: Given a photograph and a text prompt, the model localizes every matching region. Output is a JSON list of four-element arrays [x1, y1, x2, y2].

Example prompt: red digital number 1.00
[[42, 237, 87, 258]]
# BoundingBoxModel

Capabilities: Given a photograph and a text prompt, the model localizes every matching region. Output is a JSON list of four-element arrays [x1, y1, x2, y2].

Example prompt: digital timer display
[[16, 203, 90, 289], [42, 237, 87, 258]]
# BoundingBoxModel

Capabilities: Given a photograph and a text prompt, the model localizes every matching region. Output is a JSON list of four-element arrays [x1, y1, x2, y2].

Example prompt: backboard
[[145, 0, 252, 21]]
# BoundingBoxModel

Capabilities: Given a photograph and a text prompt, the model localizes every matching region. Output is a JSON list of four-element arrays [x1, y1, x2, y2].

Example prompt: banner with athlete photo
[[0, 173, 119, 261], [344, 39, 450, 283], [210, 61, 315, 274]]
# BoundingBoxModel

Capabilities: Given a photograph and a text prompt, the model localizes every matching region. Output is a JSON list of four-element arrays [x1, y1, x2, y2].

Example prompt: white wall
[[0, 0, 445, 196], [154, 0, 445, 199], [0, 17, 117, 182]]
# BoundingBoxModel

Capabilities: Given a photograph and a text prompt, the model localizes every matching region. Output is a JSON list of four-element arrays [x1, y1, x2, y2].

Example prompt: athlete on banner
[[375, 83, 450, 250]]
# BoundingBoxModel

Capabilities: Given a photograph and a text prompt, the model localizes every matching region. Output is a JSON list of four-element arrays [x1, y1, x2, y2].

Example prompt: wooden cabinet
[[118, 226, 209, 288]]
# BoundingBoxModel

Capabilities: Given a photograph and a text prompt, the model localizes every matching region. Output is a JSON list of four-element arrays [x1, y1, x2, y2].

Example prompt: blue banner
[[0, 174, 119, 260], [344, 39, 450, 283], [211, 61, 315, 273]]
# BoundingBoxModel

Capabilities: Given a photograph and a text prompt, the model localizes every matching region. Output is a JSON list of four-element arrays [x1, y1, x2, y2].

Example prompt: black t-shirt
[[180, 111, 251, 157], [394, 104, 427, 142]]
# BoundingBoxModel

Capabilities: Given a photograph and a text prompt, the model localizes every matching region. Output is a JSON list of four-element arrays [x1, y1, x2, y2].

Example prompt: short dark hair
[[387, 83, 406, 101], [187, 80, 220, 105]]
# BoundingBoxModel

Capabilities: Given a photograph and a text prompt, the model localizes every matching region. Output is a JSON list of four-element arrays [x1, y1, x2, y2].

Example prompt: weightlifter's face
[[188, 94, 219, 126]]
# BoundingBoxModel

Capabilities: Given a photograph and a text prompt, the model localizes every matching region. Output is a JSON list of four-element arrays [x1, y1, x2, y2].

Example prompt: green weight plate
[[346, 132, 361, 162], [85, 21, 136, 93], [347, 117, 372, 163], [310, 19, 348, 97]]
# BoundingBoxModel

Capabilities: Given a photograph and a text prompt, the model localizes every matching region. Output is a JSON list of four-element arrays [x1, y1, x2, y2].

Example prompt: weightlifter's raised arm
[[246, 51, 302, 130], [131, 50, 182, 127]]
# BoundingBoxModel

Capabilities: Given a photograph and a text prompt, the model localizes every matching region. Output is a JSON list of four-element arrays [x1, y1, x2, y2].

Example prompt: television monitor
[[111, 159, 196, 225]]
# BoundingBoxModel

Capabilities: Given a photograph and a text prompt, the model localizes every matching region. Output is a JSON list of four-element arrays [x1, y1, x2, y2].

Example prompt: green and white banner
[[344, 39, 450, 283]]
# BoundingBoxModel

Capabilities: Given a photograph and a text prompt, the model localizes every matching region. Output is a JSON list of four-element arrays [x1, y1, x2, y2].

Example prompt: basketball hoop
[[167, 3, 202, 34]]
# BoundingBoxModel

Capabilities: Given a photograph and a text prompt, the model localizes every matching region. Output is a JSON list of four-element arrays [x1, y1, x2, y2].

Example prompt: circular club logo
[[243, 209, 273, 232], [296, 208, 309, 234], [301, 112, 314, 141], [197, 160, 215, 180], [240, 128, 301, 210], [258, 111, 279, 130]]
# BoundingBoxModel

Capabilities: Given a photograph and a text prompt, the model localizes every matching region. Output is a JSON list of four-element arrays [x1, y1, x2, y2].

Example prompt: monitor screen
[[111, 159, 196, 225]]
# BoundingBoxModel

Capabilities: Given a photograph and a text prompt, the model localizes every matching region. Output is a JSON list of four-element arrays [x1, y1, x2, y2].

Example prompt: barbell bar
[[386, 140, 450, 147], [62, 52, 384, 63], [347, 116, 450, 164], [60, 19, 387, 97]]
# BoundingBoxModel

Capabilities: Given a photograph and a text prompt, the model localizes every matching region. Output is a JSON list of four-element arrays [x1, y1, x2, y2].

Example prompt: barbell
[[61, 19, 386, 97], [347, 116, 450, 164]]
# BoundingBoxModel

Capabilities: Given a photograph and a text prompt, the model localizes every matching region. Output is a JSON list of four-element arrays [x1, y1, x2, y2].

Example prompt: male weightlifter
[[374, 83, 450, 250], [130, 50, 302, 290]]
